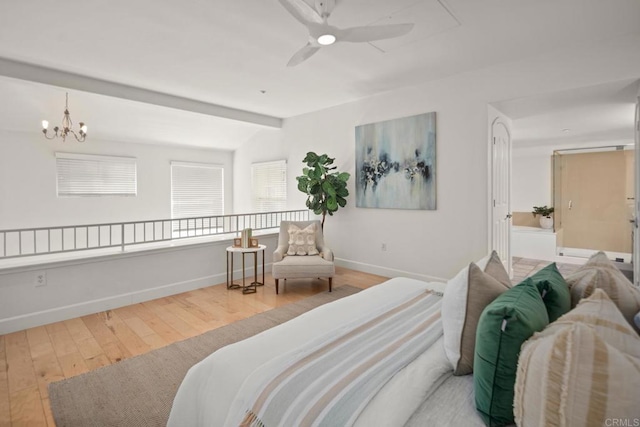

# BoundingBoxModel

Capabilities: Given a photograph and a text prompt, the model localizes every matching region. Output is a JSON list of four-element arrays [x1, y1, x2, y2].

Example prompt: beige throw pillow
[[454, 262, 510, 375], [443, 250, 511, 373], [514, 289, 640, 427], [287, 223, 319, 256], [515, 323, 640, 427], [484, 250, 512, 287], [540, 289, 640, 357], [565, 251, 640, 332]]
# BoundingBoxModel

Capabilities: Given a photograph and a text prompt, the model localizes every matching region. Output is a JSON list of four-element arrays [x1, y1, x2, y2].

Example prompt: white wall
[[0, 130, 234, 230], [0, 129, 238, 334], [234, 34, 640, 281], [233, 129, 286, 213], [0, 234, 278, 334], [512, 153, 552, 212]]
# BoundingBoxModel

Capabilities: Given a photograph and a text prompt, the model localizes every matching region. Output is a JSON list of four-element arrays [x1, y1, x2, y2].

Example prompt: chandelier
[[42, 93, 88, 142]]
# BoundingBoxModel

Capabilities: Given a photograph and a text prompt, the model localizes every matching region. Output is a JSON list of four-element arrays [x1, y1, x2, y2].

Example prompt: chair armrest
[[273, 245, 288, 262], [319, 246, 334, 261]]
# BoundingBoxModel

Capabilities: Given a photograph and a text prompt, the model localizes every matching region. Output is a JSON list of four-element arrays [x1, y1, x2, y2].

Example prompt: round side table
[[226, 244, 266, 294]]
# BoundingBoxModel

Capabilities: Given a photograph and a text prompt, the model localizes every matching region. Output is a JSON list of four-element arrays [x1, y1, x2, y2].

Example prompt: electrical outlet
[[34, 272, 47, 287], [381, 243, 387, 252]]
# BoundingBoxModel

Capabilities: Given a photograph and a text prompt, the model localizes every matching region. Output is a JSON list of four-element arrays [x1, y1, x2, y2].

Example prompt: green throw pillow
[[474, 278, 549, 426], [529, 263, 571, 322]]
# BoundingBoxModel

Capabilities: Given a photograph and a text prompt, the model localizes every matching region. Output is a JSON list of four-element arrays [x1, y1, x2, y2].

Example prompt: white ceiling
[[0, 0, 639, 149], [495, 79, 640, 153]]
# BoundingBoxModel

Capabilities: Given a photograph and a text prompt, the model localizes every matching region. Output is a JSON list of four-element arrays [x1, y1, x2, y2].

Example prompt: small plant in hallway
[[532, 205, 554, 229], [531, 205, 554, 218], [296, 152, 350, 229]]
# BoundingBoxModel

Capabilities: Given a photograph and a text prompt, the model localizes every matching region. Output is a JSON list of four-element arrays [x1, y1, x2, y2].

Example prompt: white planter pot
[[539, 216, 553, 229]]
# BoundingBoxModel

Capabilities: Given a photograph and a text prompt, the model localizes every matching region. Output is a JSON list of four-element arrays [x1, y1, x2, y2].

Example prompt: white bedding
[[168, 277, 451, 427]]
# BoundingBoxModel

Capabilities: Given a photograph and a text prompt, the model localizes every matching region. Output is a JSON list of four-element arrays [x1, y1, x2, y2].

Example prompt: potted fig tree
[[296, 152, 350, 229]]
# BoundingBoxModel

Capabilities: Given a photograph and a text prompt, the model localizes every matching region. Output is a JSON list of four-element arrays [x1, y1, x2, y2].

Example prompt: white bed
[[168, 277, 482, 426]]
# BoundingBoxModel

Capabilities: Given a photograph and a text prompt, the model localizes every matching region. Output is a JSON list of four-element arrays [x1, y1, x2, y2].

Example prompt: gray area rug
[[49, 285, 360, 427]]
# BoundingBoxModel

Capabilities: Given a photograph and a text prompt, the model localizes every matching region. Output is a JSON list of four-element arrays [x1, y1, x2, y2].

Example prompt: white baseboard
[[335, 258, 447, 283], [0, 263, 273, 335]]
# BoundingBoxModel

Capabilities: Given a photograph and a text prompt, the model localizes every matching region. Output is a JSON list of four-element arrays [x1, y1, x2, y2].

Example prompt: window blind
[[251, 160, 287, 212], [56, 152, 137, 197], [171, 161, 224, 219]]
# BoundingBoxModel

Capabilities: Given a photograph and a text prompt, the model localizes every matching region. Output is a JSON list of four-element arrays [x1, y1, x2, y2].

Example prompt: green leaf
[[303, 152, 318, 163], [338, 172, 350, 182], [322, 181, 336, 197], [337, 196, 346, 207], [327, 197, 338, 211]]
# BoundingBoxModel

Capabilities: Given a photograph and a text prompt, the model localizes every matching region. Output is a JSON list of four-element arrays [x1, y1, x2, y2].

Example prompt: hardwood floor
[[0, 259, 577, 426], [0, 267, 388, 426]]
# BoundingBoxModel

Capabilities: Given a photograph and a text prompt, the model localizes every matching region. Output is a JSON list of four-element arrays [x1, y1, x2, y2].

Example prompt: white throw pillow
[[442, 254, 490, 370], [286, 223, 319, 256]]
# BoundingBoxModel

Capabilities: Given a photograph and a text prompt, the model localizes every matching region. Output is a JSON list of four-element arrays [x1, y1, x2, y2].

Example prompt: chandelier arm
[[41, 93, 87, 142], [68, 130, 86, 143], [42, 130, 57, 140]]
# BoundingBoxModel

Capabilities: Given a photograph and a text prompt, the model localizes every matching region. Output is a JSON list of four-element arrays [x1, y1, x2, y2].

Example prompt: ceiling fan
[[279, 0, 414, 66]]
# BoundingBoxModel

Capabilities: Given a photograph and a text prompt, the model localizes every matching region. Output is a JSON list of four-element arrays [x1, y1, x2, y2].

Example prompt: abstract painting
[[355, 112, 436, 210]]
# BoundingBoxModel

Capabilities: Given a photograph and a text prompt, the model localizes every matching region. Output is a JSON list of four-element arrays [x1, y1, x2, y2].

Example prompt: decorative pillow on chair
[[565, 251, 640, 332], [443, 251, 511, 375], [473, 278, 549, 426], [287, 223, 319, 256]]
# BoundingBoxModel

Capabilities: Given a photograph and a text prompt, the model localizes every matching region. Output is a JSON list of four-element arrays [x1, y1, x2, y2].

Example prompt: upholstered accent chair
[[271, 220, 335, 294]]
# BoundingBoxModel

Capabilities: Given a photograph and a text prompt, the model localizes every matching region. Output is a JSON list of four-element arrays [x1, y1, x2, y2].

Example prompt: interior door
[[491, 117, 512, 276]]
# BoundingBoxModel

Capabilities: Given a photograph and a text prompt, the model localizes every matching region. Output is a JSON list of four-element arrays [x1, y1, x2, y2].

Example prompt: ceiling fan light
[[317, 34, 336, 45]]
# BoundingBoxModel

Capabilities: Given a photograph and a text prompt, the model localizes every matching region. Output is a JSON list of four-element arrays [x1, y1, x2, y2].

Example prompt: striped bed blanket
[[224, 290, 443, 427]]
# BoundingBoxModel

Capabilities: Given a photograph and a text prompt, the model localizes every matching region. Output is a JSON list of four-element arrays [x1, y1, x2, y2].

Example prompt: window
[[56, 152, 137, 197], [251, 160, 287, 212], [171, 161, 224, 219]]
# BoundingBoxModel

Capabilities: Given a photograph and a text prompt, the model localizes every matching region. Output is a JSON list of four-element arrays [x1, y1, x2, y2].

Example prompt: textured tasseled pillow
[[515, 324, 640, 426], [286, 223, 319, 256], [565, 251, 640, 332]]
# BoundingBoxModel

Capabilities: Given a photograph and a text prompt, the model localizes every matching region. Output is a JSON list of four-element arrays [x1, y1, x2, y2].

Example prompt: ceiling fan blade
[[337, 23, 414, 43], [279, 0, 323, 26], [287, 43, 321, 67]]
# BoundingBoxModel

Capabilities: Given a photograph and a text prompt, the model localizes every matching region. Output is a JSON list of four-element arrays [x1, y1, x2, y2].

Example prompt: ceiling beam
[[0, 57, 282, 129]]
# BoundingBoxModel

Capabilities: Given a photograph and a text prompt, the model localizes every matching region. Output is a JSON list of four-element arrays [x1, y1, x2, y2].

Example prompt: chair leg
[[275, 278, 279, 295], [329, 277, 332, 292]]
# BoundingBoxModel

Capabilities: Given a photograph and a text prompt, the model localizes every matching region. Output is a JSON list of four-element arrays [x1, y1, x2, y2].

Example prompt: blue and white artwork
[[355, 112, 436, 210]]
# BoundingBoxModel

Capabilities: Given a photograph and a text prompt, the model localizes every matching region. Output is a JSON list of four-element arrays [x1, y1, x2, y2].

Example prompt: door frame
[[634, 97, 639, 286]]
